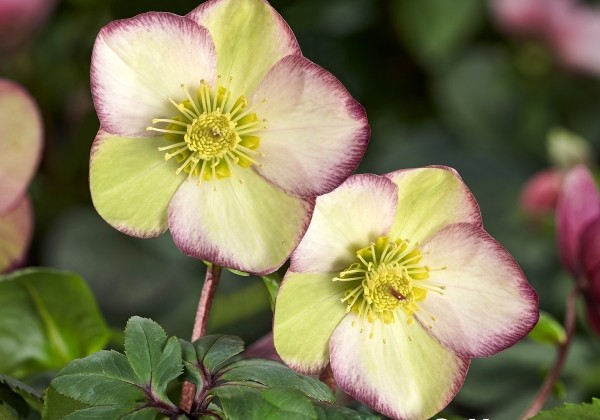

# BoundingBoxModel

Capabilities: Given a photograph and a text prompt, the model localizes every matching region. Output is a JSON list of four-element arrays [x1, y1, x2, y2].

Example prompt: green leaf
[[124, 316, 183, 401], [50, 350, 145, 406], [528, 311, 566, 346], [532, 398, 600, 419], [42, 386, 90, 420], [391, 0, 484, 68], [191, 335, 245, 374], [0, 268, 110, 378], [217, 359, 334, 403], [0, 374, 44, 415], [0, 403, 19, 420], [261, 275, 281, 311], [213, 386, 373, 420]]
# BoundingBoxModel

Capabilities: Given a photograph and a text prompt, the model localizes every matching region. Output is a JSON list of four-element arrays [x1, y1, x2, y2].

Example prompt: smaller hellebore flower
[[273, 167, 538, 420], [556, 165, 600, 335], [89, 0, 368, 274], [0, 79, 43, 272]]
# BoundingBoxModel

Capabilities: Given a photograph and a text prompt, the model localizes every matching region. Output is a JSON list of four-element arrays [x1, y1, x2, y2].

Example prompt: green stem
[[180, 264, 222, 413], [520, 286, 579, 419]]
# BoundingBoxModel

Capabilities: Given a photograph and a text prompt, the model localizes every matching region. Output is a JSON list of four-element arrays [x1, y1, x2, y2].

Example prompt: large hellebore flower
[[0, 79, 42, 272], [89, 0, 368, 274], [274, 167, 538, 420], [556, 165, 600, 335]]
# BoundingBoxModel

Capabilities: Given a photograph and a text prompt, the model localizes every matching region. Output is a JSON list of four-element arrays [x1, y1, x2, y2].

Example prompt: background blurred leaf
[[391, 0, 484, 68], [528, 311, 567, 346], [0, 268, 110, 379], [0, 374, 43, 416]]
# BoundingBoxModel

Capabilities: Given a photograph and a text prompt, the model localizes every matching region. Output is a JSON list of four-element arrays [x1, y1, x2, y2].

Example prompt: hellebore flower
[[0, 79, 42, 272], [520, 168, 562, 220], [273, 167, 538, 420], [89, 0, 369, 274], [556, 165, 600, 335]]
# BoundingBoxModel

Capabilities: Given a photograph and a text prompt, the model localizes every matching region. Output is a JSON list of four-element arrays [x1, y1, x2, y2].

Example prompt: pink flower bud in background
[[0, 0, 56, 50], [556, 166, 600, 336], [520, 169, 562, 220], [491, 0, 571, 38], [549, 4, 600, 75]]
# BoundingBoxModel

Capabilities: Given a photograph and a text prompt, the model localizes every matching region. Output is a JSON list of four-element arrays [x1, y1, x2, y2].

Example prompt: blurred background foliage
[[2, 0, 600, 419]]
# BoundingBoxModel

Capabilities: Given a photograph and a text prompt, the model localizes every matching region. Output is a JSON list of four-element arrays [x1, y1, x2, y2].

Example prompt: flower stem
[[180, 264, 222, 413], [520, 286, 579, 419], [319, 363, 337, 394]]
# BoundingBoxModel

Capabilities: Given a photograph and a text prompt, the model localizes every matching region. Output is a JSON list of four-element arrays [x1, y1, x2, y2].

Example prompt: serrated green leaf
[[217, 359, 334, 403], [124, 317, 182, 401], [43, 386, 90, 420], [50, 350, 144, 406], [532, 398, 600, 419], [0, 268, 110, 378], [312, 401, 379, 420], [0, 374, 43, 414], [62, 404, 137, 419], [528, 311, 566, 346], [192, 335, 245, 374], [261, 275, 281, 311], [259, 388, 317, 419]]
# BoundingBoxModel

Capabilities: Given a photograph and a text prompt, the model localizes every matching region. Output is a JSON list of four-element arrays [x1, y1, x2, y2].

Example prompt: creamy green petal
[[187, 0, 301, 97], [386, 167, 481, 244], [89, 132, 184, 237], [273, 272, 348, 375]]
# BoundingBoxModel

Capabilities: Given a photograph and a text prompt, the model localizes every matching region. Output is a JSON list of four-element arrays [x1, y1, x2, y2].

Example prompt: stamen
[[152, 118, 188, 127], [147, 127, 185, 135], [181, 84, 201, 116], [158, 141, 187, 151]]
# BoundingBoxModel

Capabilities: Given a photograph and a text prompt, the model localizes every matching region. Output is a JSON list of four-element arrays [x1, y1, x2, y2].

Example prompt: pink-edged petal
[[330, 315, 469, 420], [250, 55, 369, 198], [556, 165, 600, 275], [580, 217, 600, 285], [168, 170, 314, 275], [0, 196, 33, 273], [418, 223, 539, 358], [386, 166, 482, 245], [0, 79, 42, 213], [290, 174, 397, 274], [91, 12, 216, 136], [187, 0, 300, 97], [519, 168, 562, 218], [273, 272, 348, 375], [89, 131, 185, 238]]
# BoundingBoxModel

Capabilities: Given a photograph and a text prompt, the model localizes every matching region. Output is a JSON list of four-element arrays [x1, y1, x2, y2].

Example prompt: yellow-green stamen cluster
[[147, 77, 266, 185], [334, 236, 445, 334]]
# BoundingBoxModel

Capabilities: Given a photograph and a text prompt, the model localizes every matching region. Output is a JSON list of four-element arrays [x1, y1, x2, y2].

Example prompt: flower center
[[334, 236, 445, 331], [147, 77, 266, 186]]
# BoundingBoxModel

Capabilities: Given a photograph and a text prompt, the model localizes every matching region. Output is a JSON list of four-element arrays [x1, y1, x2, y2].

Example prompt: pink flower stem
[[180, 264, 222, 413], [520, 286, 579, 419]]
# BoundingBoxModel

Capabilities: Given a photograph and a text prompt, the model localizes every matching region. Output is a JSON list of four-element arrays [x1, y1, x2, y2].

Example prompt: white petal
[[419, 223, 539, 358], [91, 12, 216, 136], [168, 170, 313, 275], [330, 315, 469, 420], [251, 55, 369, 197], [291, 174, 398, 273]]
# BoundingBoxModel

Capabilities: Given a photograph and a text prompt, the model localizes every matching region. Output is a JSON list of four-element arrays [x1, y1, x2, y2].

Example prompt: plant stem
[[520, 286, 579, 419], [319, 363, 337, 394], [180, 264, 222, 413]]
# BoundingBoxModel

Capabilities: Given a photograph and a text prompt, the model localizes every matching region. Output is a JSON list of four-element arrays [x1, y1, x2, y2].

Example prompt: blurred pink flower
[[492, 0, 600, 75], [556, 165, 600, 335], [0, 79, 43, 272], [0, 0, 56, 50], [520, 168, 562, 220]]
